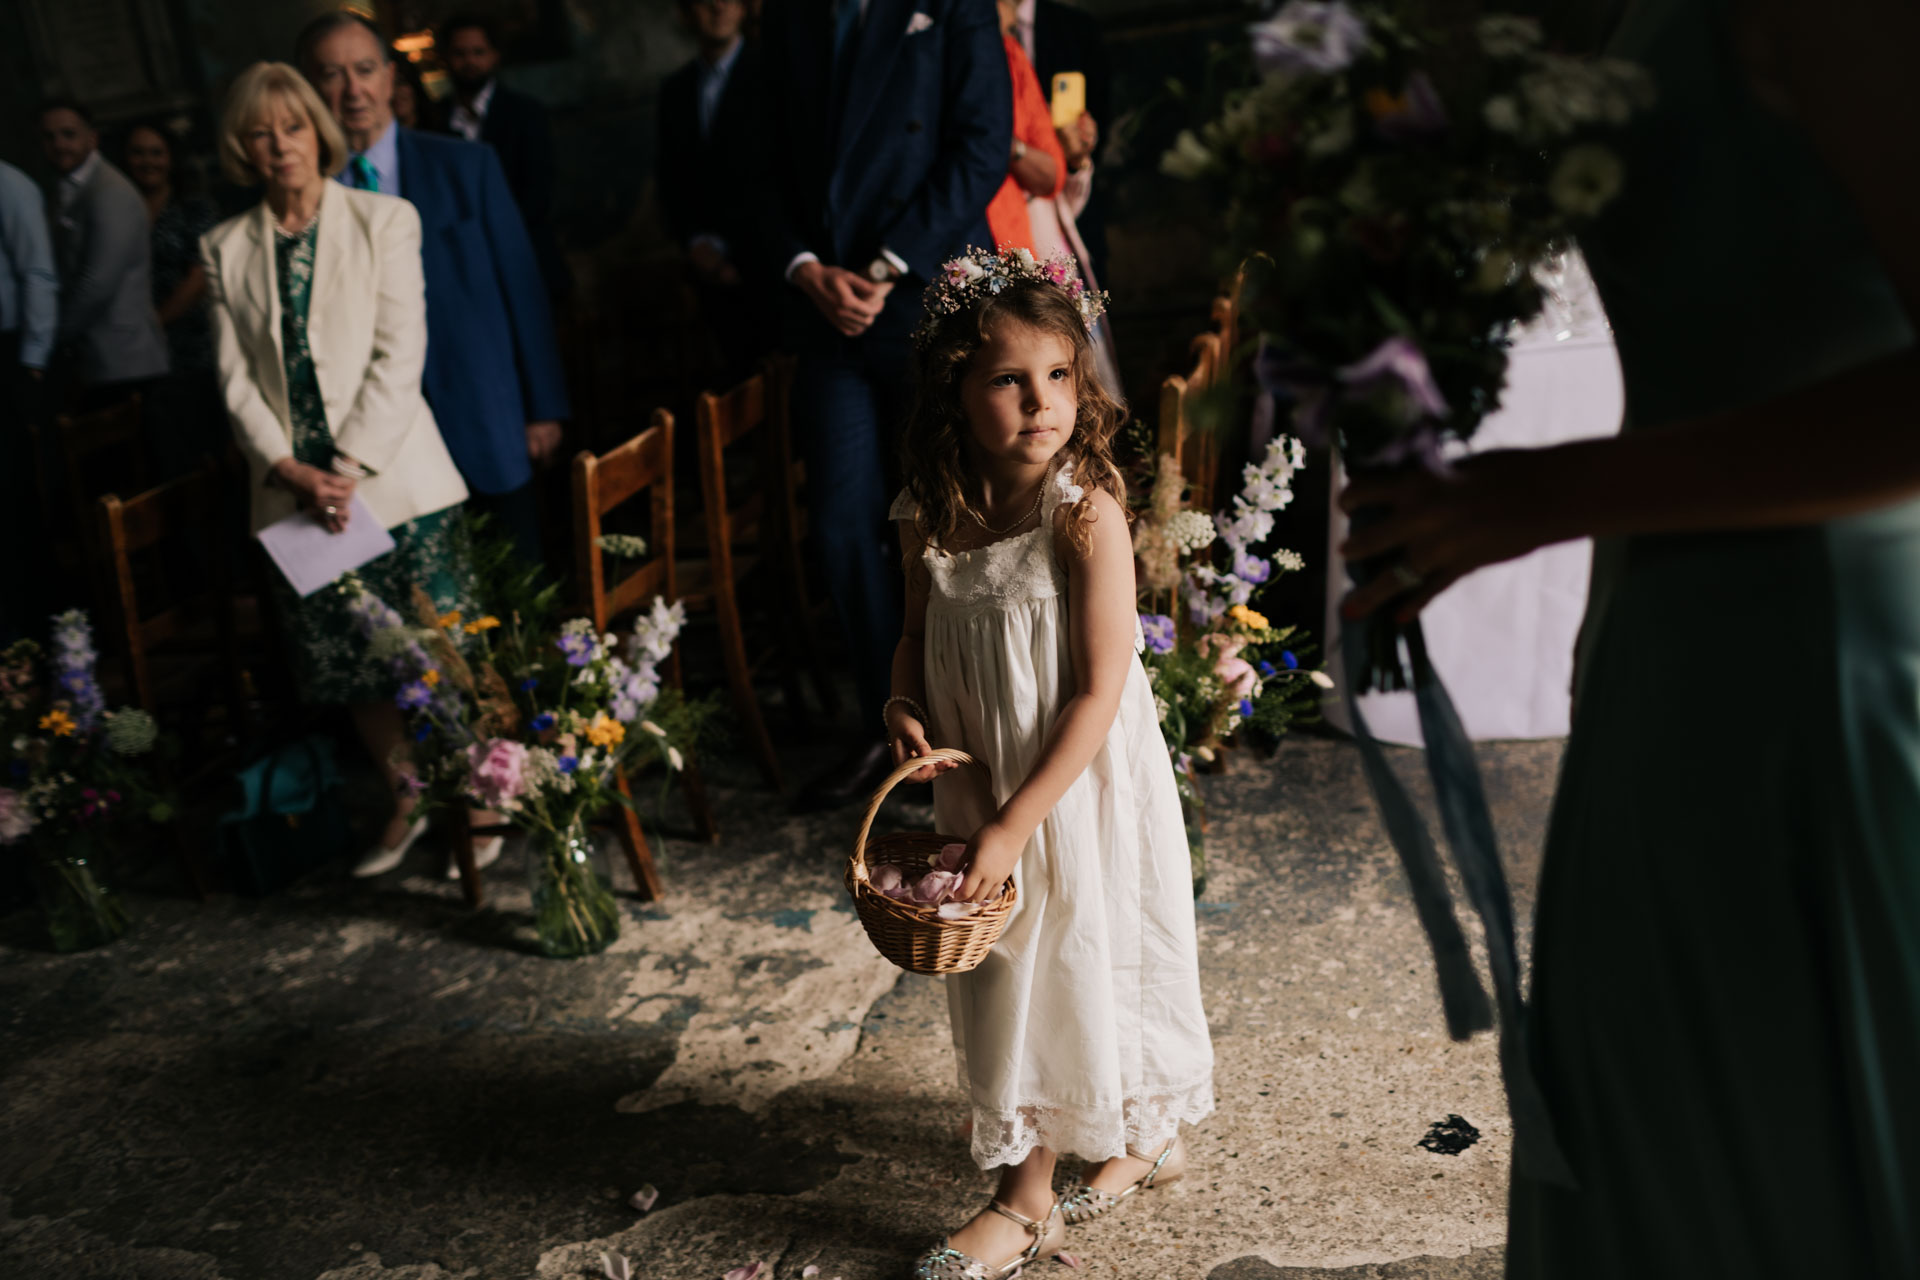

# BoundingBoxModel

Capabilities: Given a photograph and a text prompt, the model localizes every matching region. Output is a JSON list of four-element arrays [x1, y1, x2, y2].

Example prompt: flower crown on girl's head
[[914, 246, 1110, 349]]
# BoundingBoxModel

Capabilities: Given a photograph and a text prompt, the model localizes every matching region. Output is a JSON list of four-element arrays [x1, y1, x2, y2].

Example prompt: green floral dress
[[269, 214, 476, 705]]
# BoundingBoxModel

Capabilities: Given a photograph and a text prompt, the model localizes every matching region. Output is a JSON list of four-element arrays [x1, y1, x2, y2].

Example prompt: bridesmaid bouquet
[[1163, 3, 1651, 687], [0, 612, 175, 950], [340, 575, 703, 953]]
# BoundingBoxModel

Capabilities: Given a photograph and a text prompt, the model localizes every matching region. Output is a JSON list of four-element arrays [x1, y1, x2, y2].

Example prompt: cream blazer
[[202, 180, 468, 533]]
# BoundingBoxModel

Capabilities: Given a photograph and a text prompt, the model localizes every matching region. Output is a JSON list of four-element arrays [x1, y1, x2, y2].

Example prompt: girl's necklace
[[973, 473, 1047, 536]]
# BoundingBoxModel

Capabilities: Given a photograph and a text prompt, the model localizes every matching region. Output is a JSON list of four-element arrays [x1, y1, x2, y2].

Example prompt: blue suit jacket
[[763, 0, 1011, 346], [395, 128, 568, 495]]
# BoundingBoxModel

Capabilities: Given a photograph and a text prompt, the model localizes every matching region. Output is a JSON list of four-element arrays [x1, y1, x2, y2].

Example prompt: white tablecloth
[[1320, 330, 1624, 745]]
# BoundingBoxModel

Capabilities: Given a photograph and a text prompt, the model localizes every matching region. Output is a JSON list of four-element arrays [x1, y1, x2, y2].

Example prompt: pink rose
[[913, 869, 963, 905], [1197, 633, 1247, 664], [465, 738, 530, 811], [1215, 655, 1258, 698]]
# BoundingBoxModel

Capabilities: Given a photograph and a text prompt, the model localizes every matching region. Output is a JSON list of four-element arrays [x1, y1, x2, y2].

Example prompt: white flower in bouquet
[[1549, 144, 1625, 217], [1307, 105, 1357, 158], [1167, 510, 1218, 553], [666, 746, 684, 772], [1218, 507, 1276, 548], [1161, 129, 1218, 179], [1476, 15, 1542, 59], [1250, 1, 1369, 76], [1482, 94, 1522, 134], [104, 708, 158, 755]]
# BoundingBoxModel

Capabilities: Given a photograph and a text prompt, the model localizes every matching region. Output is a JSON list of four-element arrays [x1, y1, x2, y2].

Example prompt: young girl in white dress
[[885, 249, 1214, 1278]]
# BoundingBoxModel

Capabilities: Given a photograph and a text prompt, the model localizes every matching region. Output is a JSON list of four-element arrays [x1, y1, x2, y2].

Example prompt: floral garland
[[915, 246, 1110, 348]]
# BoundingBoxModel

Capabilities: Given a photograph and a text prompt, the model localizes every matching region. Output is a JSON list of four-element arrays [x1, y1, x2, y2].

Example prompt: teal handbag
[[214, 735, 353, 896]]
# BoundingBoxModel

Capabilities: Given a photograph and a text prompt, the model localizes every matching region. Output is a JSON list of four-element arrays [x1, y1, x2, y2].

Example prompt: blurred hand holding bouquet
[[341, 577, 701, 956], [1163, 3, 1651, 686]]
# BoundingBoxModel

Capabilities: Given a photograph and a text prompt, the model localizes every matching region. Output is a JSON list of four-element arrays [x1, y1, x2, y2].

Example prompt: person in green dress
[[202, 62, 498, 879], [1339, 2, 1920, 1273]]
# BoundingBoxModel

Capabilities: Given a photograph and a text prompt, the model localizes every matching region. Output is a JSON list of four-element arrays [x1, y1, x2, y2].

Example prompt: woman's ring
[[322, 505, 339, 516], [1391, 562, 1424, 591]]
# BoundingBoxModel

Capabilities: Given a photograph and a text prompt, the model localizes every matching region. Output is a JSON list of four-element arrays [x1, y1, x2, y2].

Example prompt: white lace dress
[[892, 465, 1215, 1170]]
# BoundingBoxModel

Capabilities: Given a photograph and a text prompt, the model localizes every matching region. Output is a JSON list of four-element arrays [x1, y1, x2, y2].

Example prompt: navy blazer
[[763, 0, 1011, 344], [394, 128, 569, 495]]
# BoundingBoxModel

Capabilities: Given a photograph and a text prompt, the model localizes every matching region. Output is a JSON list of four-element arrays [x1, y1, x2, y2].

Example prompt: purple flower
[[1251, 1, 1369, 76], [531, 712, 556, 733], [1232, 550, 1273, 585], [519, 677, 539, 692], [1258, 660, 1279, 678], [557, 755, 578, 774], [396, 680, 433, 711], [1238, 698, 1255, 718], [1281, 650, 1300, 669], [1139, 614, 1177, 655], [413, 724, 432, 743], [557, 634, 593, 667]]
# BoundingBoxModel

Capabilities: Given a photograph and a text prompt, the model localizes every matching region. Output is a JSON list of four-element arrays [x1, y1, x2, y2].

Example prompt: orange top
[[985, 34, 1067, 255]]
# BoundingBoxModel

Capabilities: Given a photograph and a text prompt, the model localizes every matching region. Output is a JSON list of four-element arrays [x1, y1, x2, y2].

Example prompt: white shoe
[[447, 835, 505, 880], [353, 815, 429, 878]]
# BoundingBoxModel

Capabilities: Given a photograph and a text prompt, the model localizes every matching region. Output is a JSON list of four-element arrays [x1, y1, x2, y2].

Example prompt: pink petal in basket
[[871, 864, 904, 894], [913, 869, 962, 904], [934, 842, 968, 871], [937, 901, 981, 920], [723, 1265, 765, 1280]]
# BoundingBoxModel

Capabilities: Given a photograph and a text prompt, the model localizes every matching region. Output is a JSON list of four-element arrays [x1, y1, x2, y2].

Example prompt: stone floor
[[0, 729, 1563, 1280]]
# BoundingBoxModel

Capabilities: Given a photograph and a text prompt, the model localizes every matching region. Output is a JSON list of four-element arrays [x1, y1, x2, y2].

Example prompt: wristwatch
[[1012, 137, 1029, 161], [866, 256, 897, 283]]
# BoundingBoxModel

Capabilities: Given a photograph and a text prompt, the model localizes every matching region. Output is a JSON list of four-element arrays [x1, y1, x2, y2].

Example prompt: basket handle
[[850, 747, 986, 883]]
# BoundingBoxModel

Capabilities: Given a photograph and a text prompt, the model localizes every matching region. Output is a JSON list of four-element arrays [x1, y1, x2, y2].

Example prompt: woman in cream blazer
[[204, 62, 488, 876]]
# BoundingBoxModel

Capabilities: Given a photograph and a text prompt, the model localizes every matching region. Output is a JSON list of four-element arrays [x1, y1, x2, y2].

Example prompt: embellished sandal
[[912, 1197, 1065, 1279], [1059, 1136, 1187, 1225]]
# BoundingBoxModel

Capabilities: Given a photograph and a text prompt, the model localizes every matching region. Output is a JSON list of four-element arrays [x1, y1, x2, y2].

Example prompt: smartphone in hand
[[1049, 71, 1087, 130]]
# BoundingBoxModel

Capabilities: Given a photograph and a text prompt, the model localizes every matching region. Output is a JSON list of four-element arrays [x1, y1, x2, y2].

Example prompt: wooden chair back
[[96, 457, 243, 724], [573, 411, 677, 634], [1158, 332, 1224, 514]]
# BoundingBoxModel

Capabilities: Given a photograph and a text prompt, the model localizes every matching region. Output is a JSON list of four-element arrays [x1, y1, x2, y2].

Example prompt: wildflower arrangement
[[1133, 438, 1331, 773], [1163, 4, 1651, 685], [1, 611, 176, 950], [916, 245, 1109, 347], [339, 573, 703, 956]]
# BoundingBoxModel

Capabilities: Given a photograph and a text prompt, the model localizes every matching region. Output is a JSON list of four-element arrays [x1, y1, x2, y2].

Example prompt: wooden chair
[[31, 396, 150, 611], [570, 411, 717, 900], [1158, 331, 1224, 514], [685, 357, 840, 791], [94, 458, 251, 901]]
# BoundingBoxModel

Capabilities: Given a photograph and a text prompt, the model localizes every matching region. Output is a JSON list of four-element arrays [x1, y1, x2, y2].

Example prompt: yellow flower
[[38, 709, 75, 737], [463, 615, 501, 635], [585, 714, 625, 748], [437, 611, 463, 629], [421, 669, 441, 687], [1228, 605, 1270, 631], [1363, 87, 1409, 122]]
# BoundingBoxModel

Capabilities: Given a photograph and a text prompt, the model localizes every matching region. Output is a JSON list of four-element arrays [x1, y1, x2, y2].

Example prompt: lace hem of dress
[[964, 1075, 1217, 1169]]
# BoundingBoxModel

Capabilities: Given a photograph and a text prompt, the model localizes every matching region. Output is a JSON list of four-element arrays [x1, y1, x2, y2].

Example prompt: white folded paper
[[256, 495, 397, 597]]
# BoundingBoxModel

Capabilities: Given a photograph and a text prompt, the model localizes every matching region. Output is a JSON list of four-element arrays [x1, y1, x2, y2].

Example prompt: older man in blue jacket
[[298, 12, 568, 567], [765, 0, 1011, 811]]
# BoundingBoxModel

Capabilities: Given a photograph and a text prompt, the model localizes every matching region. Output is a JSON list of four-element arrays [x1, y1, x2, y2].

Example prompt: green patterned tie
[[348, 154, 379, 192]]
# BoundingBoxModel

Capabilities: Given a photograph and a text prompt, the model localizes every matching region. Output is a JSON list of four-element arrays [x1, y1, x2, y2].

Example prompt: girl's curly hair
[[900, 280, 1127, 560]]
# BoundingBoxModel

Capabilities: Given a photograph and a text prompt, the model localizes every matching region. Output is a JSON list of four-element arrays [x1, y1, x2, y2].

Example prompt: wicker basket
[[846, 747, 1016, 975]]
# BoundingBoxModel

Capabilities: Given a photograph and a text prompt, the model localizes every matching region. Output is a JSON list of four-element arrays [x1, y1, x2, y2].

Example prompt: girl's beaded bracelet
[[882, 695, 929, 735]]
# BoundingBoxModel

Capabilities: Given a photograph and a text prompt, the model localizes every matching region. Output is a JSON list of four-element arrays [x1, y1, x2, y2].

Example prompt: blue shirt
[[0, 159, 58, 369], [342, 119, 402, 196]]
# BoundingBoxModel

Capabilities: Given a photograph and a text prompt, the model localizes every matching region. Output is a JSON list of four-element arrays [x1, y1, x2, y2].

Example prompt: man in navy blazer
[[764, 0, 1011, 810], [298, 11, 570, 567]]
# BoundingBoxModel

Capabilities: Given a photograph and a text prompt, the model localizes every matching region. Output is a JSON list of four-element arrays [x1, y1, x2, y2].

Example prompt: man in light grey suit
[[40, 99, 168, 405]]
